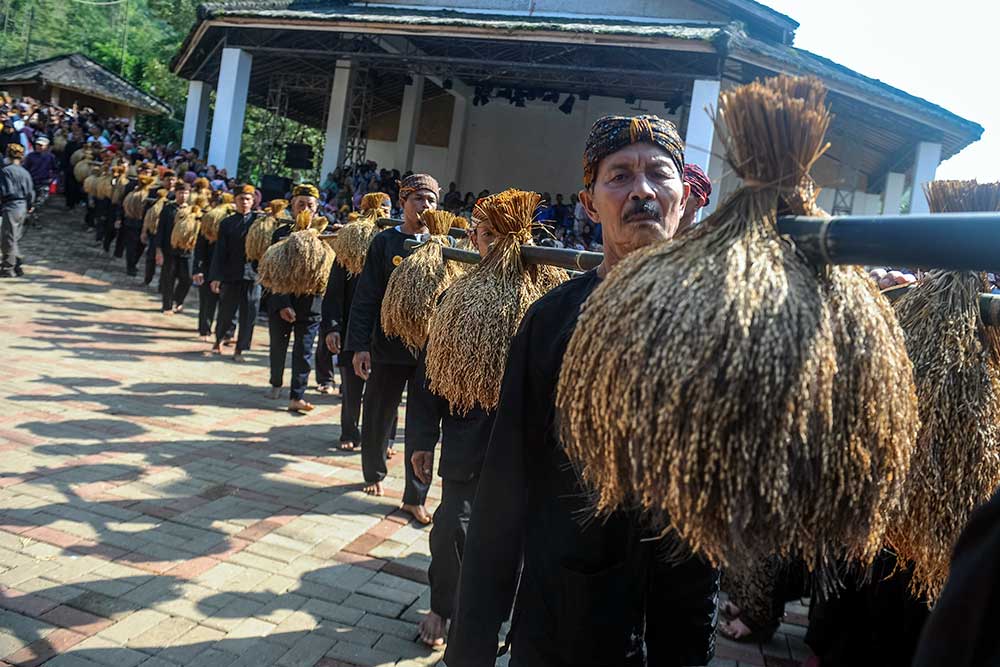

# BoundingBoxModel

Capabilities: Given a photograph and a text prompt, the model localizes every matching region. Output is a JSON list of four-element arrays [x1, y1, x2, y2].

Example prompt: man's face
[[175, 189, 190, 206], [291, 196, 318, 216], [234, 193, 254, 214], [579, 143, 688, 258], [165, 176, 177, 190], [470, 221, 497, 258], [402, 189, 437, 225]]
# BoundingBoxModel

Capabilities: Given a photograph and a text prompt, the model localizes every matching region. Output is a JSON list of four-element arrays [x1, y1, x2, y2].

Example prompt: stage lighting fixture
[[559, 95, 576, 115]]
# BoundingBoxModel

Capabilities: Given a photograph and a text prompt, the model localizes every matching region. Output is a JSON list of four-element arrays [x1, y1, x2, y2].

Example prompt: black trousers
[[216, 280, 261, 353], [86, 200, 96, 230], [360, 362, 429, 505], [339, 363, 364, 444], [199, 282, 235, 337], [121, 222, 144, 274], [160, 253, 192, 311], [268, 316, 320, 401], [113, 220, 126, 258], [144, 239, 157, 285], [429, 477, 478, 618], [316, 334, 335, 386], [97, 201, 115, 251]]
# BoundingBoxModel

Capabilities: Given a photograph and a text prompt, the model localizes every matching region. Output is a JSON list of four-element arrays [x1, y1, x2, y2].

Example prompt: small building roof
[[0, 54, 172, 116]]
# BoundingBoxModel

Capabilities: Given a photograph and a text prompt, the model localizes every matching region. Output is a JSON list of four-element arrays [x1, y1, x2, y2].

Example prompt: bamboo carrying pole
[[378, 218, 468, 238], [409, 213, 1000, 273]]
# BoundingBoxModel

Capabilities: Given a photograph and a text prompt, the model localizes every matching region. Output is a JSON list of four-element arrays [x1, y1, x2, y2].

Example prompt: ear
[[578, 188, 601, 224], [679, 182, 691, 217]]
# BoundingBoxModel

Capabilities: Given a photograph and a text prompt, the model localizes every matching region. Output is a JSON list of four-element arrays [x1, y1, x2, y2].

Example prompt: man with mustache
[[344, 173, 439, 524], [446, 116, 720, 667]]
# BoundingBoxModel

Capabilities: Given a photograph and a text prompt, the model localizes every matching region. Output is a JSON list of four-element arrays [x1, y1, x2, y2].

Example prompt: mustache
[[624, 199, 662, 221]]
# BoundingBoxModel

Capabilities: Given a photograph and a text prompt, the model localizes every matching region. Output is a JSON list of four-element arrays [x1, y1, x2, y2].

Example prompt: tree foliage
[[0, 0, 323, 182]]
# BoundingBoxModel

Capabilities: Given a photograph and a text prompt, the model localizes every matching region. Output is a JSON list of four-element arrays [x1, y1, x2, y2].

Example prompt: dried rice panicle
[[73, 158, 93, 183], [94, 171, 115, 200], [170, 204, 202, 252], [888, 180, 1000, 603], [330, 193, 390, 276], [142, 189, 169, 236], [122, 175, 155, 220], [111, 167, 129, 205], [381, 211, 465, 351], [555, 74, 918, 572], [293, 209, 329, 233], [425, 189, 567, 413], [199, 200, 235, 243], [258, 229, 335, 296], [245, 200, 290, 262]]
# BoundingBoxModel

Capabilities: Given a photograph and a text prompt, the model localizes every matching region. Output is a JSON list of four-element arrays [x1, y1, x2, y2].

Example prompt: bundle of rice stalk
[[330, 192, 391, 275], [82, 168, 101, 195], [73, 158, 93, 183], [170, 204, 202, 252], [293, 209, 329, 233], [258, 229, 335, 295], [95, 171, 115, 200], [425, 190, 567, 413], [200, 195, 235, 243], [555, 74, 918, 571], [122, 175, 155, 220], [142, 189, 169, 236], [70, 147, 87, 166], [193, 177, 210, 195], [888, 180, 1000, 603], [381, 210, 466, 351], [245, 199, 289, 262], [111, 168, 129, 206]]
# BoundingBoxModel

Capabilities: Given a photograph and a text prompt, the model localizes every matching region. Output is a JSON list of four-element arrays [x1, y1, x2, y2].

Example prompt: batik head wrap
[[398, 173, 440, 201], [292, 183, 320, 199], [583, 114, 685, 188], [683, 163, 712, 207]]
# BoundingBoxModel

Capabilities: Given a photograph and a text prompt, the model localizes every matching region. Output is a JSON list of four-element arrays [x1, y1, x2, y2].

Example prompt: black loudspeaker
[[285, 143, 313, 169], [260, 174, 291, 203]]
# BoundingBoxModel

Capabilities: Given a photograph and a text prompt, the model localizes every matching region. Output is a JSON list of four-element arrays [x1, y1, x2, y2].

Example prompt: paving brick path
[[0, 200, 811, 666]]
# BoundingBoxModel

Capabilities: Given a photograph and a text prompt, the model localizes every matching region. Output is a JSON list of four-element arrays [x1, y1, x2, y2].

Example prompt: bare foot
[[162, 309, 174, 316], [339, 441, 358, 451], [267, 386, 281, 399], [223, 337, 236, 347], [386, 447, 396, 460], [720, 600, 742, 619], [718, 617, 757, 642], [199, 334, 211, 342], [402, 504, 432, 525], [232, 353, 247, 363], [173, 304, 184, 313], [418, 611, 447, 648], [288, 399, 315, 413], [317, 383, 334, 395], [363, 481, 384, 496], [211, 343, 222, 355]]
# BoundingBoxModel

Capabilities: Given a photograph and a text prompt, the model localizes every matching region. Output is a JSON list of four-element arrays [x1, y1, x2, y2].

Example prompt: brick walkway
[[0, 200, 811, 666]]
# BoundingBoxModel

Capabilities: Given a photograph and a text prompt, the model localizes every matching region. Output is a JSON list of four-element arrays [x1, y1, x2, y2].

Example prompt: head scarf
[[683, 163, 712, 208], [292, 183, 320, 199], [398, 173, 440, 201], [583, 114, 684, 188]]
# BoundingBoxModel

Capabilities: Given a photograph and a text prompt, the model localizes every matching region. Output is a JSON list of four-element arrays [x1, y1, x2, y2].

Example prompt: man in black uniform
[[266, 183, 327, 412], [322, 256, 361, 450], [345, 173, 439, 524], [209, 184, 260, 363], [0, 143, 35, 277], [193, 202, 235, 343], [120, 163, 153, 277], [154, 182, 194, 314], [142, 170, 177, 286], [446, 115, 720, 667], [409, 217, 500, 647]]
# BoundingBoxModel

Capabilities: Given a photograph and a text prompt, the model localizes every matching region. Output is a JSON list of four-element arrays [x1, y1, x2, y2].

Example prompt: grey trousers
[[1, 202, 26, 270]]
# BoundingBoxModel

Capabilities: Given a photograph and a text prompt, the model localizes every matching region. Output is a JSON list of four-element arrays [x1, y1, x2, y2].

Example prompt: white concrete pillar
[[882, 172, 906, 215], [396, 75, 425, 172], [444, 94, 468, 187], [685, 79, 721, 175], [685, 79, 721, 222], [182, 80, 211, 155], [50, 86, 60, 106], [320, 60, 354, 179], [207, 48, 252, 176], [909, 141, 942, 215]]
